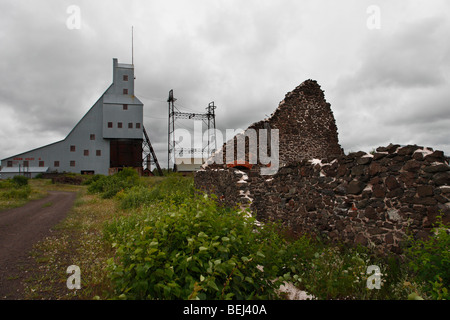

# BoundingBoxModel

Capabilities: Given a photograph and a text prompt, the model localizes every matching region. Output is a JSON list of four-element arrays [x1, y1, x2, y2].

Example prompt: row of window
[[70, 146, 101, 155], [6, 160, 80, 168], [107, 122, 141, 129], [7, 150, 102, 168]]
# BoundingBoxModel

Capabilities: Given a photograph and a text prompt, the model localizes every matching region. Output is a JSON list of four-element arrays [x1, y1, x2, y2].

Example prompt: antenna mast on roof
[[131, 26, 134, 65]]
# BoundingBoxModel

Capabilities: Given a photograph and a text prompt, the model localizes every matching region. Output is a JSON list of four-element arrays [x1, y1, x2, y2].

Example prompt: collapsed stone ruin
[[194, 80, 450, 254]]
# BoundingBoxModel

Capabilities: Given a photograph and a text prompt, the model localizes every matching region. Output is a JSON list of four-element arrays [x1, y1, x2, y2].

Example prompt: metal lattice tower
[[167, 89, 217, 171], [142, 126, 163, 176]]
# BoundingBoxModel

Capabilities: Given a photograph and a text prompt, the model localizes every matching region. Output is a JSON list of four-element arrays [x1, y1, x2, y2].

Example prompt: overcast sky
[[0, 0, 449, 167]]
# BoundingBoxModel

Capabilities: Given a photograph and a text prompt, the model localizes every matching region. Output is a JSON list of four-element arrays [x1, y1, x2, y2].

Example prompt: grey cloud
[[344, 16, 448, 90]]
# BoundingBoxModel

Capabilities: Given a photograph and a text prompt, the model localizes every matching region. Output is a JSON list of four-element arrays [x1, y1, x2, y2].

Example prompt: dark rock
[[347, 180, 366, 195], [434, 194, 448, 204], [433, 172, 450, 186], [373, 152, 388, 160], [397, 145, 421, 156], [368, 227, 384, 235], [385, 176, 400, 190], [369, 162, 382, 176], [335, 183, 347, 196], [348, 151, 367, 159], [336, 164, 348, 177], [417, 185, 433, 197], [387, 144, 401, 154], [414, 197, 437, 206], [365, 207, 378, 220], [385, 233, 394, 244], [440, 186, 450, 194], [387, 164, 403, 173], [424, 150, 445, 163], [351, 165, 367, 176], [412, 152, 424, 161], [387, 188, 404, 198], [357, 156, 373, 165], [404, 160, 422, 172], [355, 233, 368, 246], [423, 164, 450, 173]]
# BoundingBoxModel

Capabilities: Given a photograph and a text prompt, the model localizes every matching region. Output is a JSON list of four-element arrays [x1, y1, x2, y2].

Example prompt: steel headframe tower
[[142, 126, 163, 176], [167, 89, 217, 172]]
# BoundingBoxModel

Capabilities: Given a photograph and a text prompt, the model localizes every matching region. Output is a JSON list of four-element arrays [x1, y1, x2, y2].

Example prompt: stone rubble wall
[[196, 145, 450, 254]]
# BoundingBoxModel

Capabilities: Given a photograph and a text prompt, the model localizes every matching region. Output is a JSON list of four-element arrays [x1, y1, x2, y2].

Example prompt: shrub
[[404, 215, 449, 299], [81, 174, 103, 185], [88, 168, 140, 199], [104, 194, 285, 300], [12, 175, 29, 187]]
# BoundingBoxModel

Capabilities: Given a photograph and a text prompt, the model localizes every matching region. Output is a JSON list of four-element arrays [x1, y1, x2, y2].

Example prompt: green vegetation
[[19, 171, 449, 300], [87, 168, 141, 199], [104, 181, 282, 299], [404, 216, 449, 300], [0, 175, 47, 210]]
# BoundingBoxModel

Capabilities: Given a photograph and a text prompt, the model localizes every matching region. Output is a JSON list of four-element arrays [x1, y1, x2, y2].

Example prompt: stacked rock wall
[[250, 144, 450, 254], [196, 144, 450, 254]]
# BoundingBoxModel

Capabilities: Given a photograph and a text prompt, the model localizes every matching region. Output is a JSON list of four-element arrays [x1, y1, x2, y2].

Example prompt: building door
[[110, 139, 143, 168]]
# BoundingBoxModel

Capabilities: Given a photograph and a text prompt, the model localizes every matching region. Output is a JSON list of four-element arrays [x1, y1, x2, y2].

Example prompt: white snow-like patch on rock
[[413, 148, 434, 156]]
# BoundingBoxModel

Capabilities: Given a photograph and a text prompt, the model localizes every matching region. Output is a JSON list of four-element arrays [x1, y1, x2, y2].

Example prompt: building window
[[123, 75, 128, 81], [123, 104, 128, 110], [7, 161, 13, 167], [108, 122, 113, 128], [136, 123, 141, 129], [128, 122, 133, 129], [123, 89, 128, 95], [54, 161, 60, 167], [84, 150, 89, 156], [90, 134, 95, 140], [39, 161, 45, 167], [70, 145, 76, 152], [118, 122, 123, 128], [23, 161, 29, 167], [70, 161, 76, 167], [96, 150, 101, 156]]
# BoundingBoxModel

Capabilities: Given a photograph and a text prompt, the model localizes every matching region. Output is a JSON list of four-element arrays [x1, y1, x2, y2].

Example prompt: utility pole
[[167, 89, 176, 171]]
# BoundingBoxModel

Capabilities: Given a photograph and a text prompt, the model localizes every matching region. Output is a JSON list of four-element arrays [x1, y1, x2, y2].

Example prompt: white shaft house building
[[0, 58, 146, 178]]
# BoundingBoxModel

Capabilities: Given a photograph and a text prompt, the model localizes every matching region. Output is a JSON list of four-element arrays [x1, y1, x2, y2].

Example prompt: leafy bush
[[12, 175, 29, 187], [88, 168, 140, 199], [81, 174, 104, 186], [104, 193, 284, 300], [404, 215, 449, 299]]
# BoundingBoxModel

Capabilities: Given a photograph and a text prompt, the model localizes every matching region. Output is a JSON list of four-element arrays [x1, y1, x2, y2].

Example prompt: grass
[[0, 178, 48, 211]]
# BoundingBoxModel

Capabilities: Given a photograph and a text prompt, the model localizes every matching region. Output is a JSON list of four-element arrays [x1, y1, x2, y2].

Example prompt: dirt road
[[0, 191, 77, 299]]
